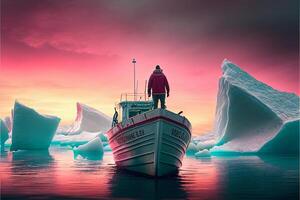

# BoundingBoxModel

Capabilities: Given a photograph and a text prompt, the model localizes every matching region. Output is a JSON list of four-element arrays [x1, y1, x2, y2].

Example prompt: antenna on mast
[[132, 58, 137, 101]]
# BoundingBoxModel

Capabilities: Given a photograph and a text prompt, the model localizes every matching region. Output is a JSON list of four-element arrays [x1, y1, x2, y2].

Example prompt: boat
[[107, 93, 192, 177], [107, 59, 192, 176]]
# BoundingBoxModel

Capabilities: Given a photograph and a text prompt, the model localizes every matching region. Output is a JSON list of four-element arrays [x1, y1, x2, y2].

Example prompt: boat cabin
[[119, 101, 153, 122]]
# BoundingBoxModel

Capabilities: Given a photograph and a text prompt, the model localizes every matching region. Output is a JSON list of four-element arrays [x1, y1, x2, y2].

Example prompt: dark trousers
[[153, 94, 166, 109]]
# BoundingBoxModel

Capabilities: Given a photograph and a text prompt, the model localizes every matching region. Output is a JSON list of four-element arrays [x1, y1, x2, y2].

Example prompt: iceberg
[[209, 60, 299, 155], [195, 149, 211, 157], [103, 144, 112, 151], [57, 103, 112, 135], [1, 119, 9, 151], [192, 132, 216, 151], [192, 132, 216, 143], [52, 131, 102, 146], [73, 136, 104, 160], [10, 102, 60, 151], [196, 140, 215, 151], [186, 142, 198, 155], [4, 116, 12, 133]]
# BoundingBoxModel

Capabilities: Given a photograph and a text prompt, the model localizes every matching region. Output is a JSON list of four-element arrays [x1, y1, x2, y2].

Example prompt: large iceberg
[[10, 102, 60, 151], [57, 103, 112, 135], [200, 60, 299, 155]]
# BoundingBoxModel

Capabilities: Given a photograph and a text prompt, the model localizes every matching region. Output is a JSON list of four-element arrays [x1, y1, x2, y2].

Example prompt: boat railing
[[120, 93, 150, 102]]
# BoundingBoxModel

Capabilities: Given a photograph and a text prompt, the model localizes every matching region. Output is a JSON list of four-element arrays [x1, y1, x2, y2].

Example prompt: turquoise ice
[[10, 102, 60, 151], [73, 136, 104, 160], [0, 119, 9, 151], [193, 60, 299, 155]]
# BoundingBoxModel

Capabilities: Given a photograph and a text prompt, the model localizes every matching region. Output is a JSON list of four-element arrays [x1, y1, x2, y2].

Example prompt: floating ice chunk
[[196, 140, 215, 151], [192, 132, 216, 143], [103, 144, 112, 151], [190, 132, 216, 153], [210, 60, 299, 155], [57, 103, 112, 135], [1, 119, 9, 151], [99, 133, 108, 142], [186, 143, 198, 155], [195, 149, 211, 157], [10, 102, 60, 151], [73, 136, 104, 160], [52, 131, 100, 146]]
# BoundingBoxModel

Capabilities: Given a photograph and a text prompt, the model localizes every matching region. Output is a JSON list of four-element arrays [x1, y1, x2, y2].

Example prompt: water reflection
[[109, 168, 187, 199], [214, 156, 299, 200], [260, 155, 299, 170], [2, 150, 55, 199], [12, 150, 53, 164], [181, 156, 220, 200], [0, 148, 298, 200]]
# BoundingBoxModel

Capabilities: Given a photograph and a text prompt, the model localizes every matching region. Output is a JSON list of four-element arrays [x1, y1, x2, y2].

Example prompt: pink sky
[[1, 0, 299, 134]]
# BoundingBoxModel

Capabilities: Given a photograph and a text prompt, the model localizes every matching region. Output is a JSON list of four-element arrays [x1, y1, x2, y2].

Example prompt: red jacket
[[148, 69, 170, 95]]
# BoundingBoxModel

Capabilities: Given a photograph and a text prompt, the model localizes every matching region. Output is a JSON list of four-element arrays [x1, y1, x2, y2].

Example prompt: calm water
[[1, 146, 299, 200]]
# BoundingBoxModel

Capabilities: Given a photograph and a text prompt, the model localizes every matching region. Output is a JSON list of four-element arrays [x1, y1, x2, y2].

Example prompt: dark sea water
[[1, 146, 299, 200]]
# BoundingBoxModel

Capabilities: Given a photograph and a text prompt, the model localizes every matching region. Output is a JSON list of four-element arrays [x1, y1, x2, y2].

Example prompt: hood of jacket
[[153, 69, 163, 74]]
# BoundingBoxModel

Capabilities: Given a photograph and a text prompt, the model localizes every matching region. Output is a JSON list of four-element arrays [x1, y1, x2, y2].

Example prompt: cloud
[[2, 0, 298, 56]]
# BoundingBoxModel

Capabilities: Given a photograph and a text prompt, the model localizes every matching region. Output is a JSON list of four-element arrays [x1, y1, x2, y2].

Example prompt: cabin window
[[128, 108, 151, 118], [129, 110, 140, 118], [119, 101, 154, 121]]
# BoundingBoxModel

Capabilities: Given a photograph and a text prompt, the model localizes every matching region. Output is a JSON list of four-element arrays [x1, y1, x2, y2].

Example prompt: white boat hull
[[107, 109, 192, 176]]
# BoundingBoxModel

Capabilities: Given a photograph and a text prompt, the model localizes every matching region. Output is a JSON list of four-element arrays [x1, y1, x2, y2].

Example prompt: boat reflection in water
[[109, 167, 187, 199]]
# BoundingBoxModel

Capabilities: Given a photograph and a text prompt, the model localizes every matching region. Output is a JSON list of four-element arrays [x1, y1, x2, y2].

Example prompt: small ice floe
[[186, 143, 198, 155], [195, 149, 211, 158], [73, 136, 104, 160], [196, 140, 215, 151], [103, 145, 112, 152], [52, 131, 100, 146]]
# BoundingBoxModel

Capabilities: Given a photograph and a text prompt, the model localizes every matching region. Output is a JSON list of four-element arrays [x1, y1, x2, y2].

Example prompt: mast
[[132, 58, 137, 101], [136, 80, 139, 97]]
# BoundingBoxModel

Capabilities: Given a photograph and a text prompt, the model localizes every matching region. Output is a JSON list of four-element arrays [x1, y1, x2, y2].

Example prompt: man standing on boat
[[148, 65, 170, 109]]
